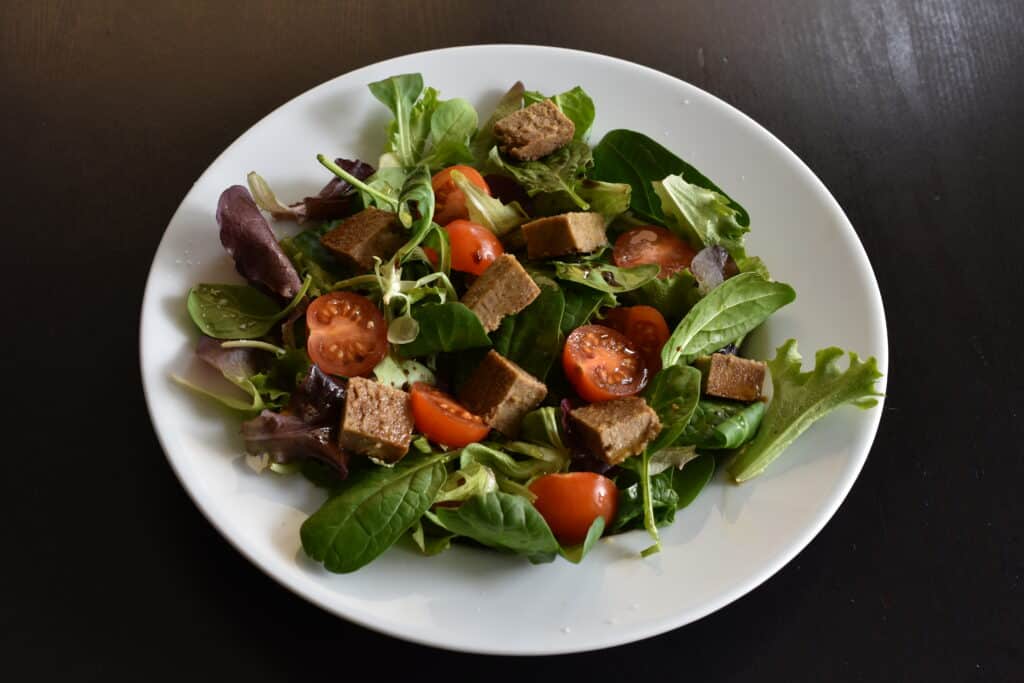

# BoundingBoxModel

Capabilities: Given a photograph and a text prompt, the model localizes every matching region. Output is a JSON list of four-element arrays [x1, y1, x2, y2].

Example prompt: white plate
[[140, 45, 888, 655]]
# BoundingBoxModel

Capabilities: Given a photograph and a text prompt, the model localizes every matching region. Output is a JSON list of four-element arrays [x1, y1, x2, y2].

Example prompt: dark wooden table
[[3, 1, 1021, 680]]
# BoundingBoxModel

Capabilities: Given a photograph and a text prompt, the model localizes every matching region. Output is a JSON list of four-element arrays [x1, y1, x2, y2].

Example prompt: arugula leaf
[[368, 74, 425, 168], [358, 167, 406, 210], [729, 340, 884, 482], [401, 302, 491, 357], [395, 165, 436, 257], [524, 86, 596, 140], [492, 282, 565, 381], [673, 454, 715, 508], [654, 174, 750, 258], [434, 491, 560, 563], [422, 98, 478, 169], [643, 364, 703, 453], [591, 129, 750, 226], [279, 223, 347, 296], [451, 170, 529, 236], [553, 261, 660, 295], [560, 283, 611, 333], [625, 269, 700, 323], [471, 81, 525, 164], [661, 273, 796, 367], [186, 277, 311, 340], [560, 516, 605, 564], [404, 86, 439, 164], [489, 140, 593, 209], [300, 451, 451, 573]]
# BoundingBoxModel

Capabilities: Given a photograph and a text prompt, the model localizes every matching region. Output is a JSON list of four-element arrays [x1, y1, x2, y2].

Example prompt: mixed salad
[[177, 74, 884, 571]]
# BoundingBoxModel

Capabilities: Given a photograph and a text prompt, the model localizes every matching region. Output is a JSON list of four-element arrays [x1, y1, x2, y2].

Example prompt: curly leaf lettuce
[[729, 340, 884, 482], [654, 173, 750, 259]]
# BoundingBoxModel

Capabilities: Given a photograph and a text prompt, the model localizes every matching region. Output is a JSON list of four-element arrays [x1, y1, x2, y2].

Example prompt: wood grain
[[1, 1, 1021, 680]]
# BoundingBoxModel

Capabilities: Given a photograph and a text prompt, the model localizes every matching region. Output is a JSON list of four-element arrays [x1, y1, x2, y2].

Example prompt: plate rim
[[139, 43, 888, 655]]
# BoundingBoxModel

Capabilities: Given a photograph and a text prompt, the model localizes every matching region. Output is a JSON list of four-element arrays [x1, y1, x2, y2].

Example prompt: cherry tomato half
[[601, 306, 671, 374], [410, 383, 490, 448], [562, 324, 649, 402], [528, 472, 618, 546], [445, 219, 504, 275], [612, 226, 697, 278], [306, 292, 387, 377], [432, 165, 490, 225]]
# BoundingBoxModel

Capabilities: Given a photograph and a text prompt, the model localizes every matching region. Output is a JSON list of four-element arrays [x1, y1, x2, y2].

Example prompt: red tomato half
[[528, 473, 618, 546], [562, 324, 649, 402], [445, 219, 504, 275], [601, 306, 671, 374], [410, 383, 490, 448], [306, 292, 387, 377], [612, 226, 697, 278], [432, 165, 490, 225]]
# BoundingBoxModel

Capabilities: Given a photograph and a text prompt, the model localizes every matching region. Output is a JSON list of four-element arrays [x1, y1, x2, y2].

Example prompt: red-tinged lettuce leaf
[[250, 159, 376, 224], [217, 185, 303, 299], [241, 410, 349, 477], [288, 365, 346, 426], [196, 335, 267, 380], [691, 245, 728, 294]]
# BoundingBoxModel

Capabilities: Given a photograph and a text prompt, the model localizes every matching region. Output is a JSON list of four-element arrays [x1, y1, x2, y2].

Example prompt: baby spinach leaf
[[679, 399, 760, 449], [459, 443, 561, 482], [489, 140, 593, 209], [519, 407, 567, 451], [401, 302, 491, 357], [492, 282, 565, 381], [553, 261, 660, 295], [624, 269, 700, 323], [654, 174, 750, 259], [422, 98, 478, 169], [591, 129, 750, 226], [368, 73, 425, 168], [409, 517, 455, 556], [673, 454, 715, 508], [471, 80, 525, 164], [279, 223, 347, 296], [186, 276, 311, 340], [560, 283, 612, 333], [611, 469, 678, 533], [559, 516, 605, 564], [643, 364, 703, 454], [301, 452, 451, 573], [708, 400, 765, 449], [523, 85, 596, 140], [434, 491, 560, 563], [729, 340, 884, 482], [661, 273, 796, 367]]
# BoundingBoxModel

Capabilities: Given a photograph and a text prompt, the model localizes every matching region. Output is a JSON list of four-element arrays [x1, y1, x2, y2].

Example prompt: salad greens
[[177, 71, 884, 574]]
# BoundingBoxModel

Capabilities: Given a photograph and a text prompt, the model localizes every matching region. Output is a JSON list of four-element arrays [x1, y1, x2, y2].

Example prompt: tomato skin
[[601, 306, 670, 374], [528, 473, 618, 546], [445, 219, 504, 275], [432, 165, 490, 225], [612, 226, 698, 278], [422, 246, 440, 268], [562, 324, 649, 402], [306, 292, 387, 377], [410, 383, 490, 448]]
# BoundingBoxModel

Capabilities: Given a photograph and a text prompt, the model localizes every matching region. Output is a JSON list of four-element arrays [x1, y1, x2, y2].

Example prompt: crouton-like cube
[[339, 377, 414, 464], [694, 354, 767, 402], [458, 351, 547, 436], [522, 212, 608, 260], [320, 207, 404, 271], [569, 397, 662, 466], [493, 99, 575, 161], [460, 254, 541, 332]]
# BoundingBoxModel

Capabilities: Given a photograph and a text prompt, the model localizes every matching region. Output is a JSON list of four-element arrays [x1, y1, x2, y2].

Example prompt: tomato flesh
[[410, 383, 490, 447], [445, 219, 504, 275], [601, 306, 671, 374], [528, 473, 618, 546], [612, 226, 697, 278], [432, 165, 490, 225], [306, 292, 387, 377], [562, 324, 649, 402]]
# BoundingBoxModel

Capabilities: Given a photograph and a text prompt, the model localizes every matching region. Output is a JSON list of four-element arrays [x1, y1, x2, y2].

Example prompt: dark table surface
[[3, 1, 1021, 680]]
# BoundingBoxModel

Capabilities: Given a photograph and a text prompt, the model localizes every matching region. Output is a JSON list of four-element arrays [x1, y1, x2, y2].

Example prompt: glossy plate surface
[[140, 45, 888, 655]]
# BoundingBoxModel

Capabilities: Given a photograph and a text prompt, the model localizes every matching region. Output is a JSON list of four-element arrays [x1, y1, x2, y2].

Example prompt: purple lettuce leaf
[[196, 335, 267, 381], [217, 185, 303, 299], [288, 365, 346, 426], [691, 245, 729, 295], [241, 410, 349, 477]]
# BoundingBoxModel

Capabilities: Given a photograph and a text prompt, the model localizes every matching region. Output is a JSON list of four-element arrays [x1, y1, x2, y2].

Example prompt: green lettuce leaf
[[524, 85, 596, 140], [729, 340, 884, 482], [654, 173, 750, 259], [489, 140, 593, 209]]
